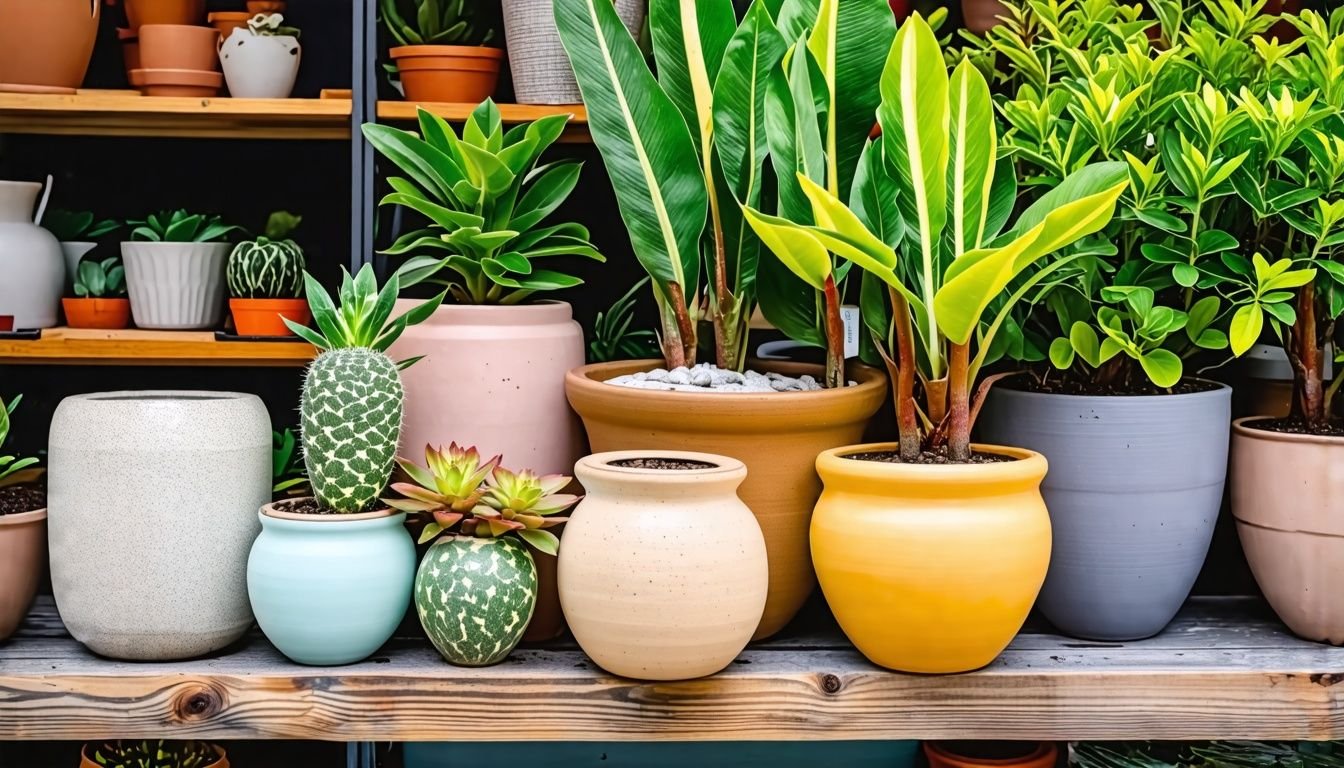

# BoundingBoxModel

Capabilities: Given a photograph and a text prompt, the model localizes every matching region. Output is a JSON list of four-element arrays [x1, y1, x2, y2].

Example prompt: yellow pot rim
[[816, 442, 1047, 487]]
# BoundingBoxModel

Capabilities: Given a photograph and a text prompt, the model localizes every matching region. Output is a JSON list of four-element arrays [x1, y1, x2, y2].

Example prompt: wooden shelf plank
[[3, 596, 1342, 742], [0, 89, 351, 140], [0, 328, 313, 367], [378, 101, 590, 143]]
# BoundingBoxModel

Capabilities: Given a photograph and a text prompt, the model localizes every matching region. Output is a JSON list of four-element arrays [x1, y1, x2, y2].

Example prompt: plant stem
[[822, 276, 845, 389], [947, 342, 972, 462], [1293, 280, 1325, 429], [889, 287, 921, 462], [665, 281, 697, 369]]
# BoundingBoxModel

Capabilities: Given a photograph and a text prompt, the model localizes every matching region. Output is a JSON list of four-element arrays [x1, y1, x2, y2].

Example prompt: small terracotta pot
[[925, 742, 1058, 768], [229, 298, 311, 337], [63, 297, 131, 330], [0, 506, 46, 641], [0, 0, 101, 94], [130, 68, 222, 97], [80, 743, 228, 768], [390, 45, 503, 103], [962, 0, 1009, 33], [1232, 418, 1344, 644], [247, 0, 286, 12], [124, 0, 206, 30], [0, 316, 12, 332], [139, 24, 220, 71], [565, 359, 887, 639], [208, 11, 253, 40], [559, 451, 768, 680], [117, 28, 140, 82]]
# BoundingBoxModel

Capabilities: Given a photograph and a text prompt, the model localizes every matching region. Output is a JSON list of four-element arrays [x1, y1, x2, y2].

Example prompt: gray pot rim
[[991, 379, 1230, 404], [1233, 416, 1344, 447]]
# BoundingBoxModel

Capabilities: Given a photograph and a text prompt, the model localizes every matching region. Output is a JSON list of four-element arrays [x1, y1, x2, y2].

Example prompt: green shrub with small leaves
[[85, 740, 220, 768], [379, 0, 498, 47], [129, 210, 239, 243]]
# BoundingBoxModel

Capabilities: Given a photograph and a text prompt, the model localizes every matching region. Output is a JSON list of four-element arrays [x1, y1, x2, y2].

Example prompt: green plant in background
[[73, 257, 127, 299], [42, 209, 118, 242], [362, 101, 604, 305], [271, 427, 309, 497], [285, 265, 445, 513], [128, 210, 239, 243], [85, 740, 220, 768], [246, 12, 300, 37], [386, 443, 578, 554], [746, 13, 1125, 461], [588, 277, 660, 363], [0, 394, 38, 484], [379, 0, 498, 47], [226, 211, 306, 299], [1073, 741, 1344, 768]]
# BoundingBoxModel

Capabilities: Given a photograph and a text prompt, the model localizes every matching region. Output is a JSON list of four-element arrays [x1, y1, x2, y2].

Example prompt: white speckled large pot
[[558, 451, 768, 681], [48, 391, 271, 660], [122, 241, 232, 329]]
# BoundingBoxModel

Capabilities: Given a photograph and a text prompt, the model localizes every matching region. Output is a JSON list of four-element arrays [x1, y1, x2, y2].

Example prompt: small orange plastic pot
[[0, 316, 12, 332], [62, 298, 131, 330], [391, 45, 503, 103], [925, 742, 1059, 768], [230, 298, 311, 337]]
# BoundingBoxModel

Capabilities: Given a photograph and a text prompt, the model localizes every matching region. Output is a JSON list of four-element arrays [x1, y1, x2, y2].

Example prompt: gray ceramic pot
[[48, 391, 271, 660], [979, 383, 1231, 640]]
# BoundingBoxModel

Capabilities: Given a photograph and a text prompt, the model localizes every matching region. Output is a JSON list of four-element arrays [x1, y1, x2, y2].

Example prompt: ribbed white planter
[[503, 0, 645, 104], [220, 28, 301, 98], [122, 241, 231, 329]]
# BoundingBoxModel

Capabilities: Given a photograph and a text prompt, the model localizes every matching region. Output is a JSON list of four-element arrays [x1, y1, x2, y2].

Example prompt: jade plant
[[361, 100, 604, 305], [745, 13, 1125, 461], [42, 209, 118, 242], [74, 257, 127, 299], [84, 740, 219, 768], [0, 395, 38, 484], [379, 0, 498, 47], [271, 427, 309, 497], [386, 443, 578, 554], [226, 211, 305, 300], [283, 265, 445, 513], [128, 210, 239, 243]]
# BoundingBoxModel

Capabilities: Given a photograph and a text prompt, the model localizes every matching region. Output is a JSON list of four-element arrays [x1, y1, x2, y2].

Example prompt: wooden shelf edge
[[0, 328, 313, 367]]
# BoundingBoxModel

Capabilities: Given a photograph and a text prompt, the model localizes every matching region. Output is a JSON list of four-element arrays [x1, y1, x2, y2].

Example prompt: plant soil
[[1243, 418, 1344, 437], [0, 485, 45, 516], [274, 497, 347, 515], [936, 741, 1043, 761], [1004, 374, 1220, 397], [845, 447, 1014, 465], [609, 457, 719, 471]]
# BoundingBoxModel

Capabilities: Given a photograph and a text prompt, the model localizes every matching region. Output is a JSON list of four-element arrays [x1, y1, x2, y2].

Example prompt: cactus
[[285, 265, 444, 513], [227, 212, 305, 299]]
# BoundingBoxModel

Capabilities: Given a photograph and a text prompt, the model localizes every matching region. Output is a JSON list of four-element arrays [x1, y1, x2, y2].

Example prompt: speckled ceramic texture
[[48, 391, 271, 660], [558, 451, 768, 681], [121, 241, 231, 329]]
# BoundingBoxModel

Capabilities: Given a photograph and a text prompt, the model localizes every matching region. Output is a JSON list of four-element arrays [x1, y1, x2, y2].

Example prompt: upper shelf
[[0, 89, 352, 140], [0, 328, 313, 367], [378, 101, 591, 143]]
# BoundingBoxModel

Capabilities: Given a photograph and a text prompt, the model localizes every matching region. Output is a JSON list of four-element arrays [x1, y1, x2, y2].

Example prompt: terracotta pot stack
[[0, 0, 101, 94], [122, 0, 222, 96]]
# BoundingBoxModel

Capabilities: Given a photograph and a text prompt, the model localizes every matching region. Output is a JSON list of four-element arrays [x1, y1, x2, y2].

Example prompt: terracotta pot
[[0, 506, 46, 641], [811, 443, 1051, 673], [390, 45, 503, 103], [559, 451, 768, 680], [116, 28, 140, 82], [209, 12, 253, 40], [962, 0, 1009, 33], [80, 743, 228, 768], [1232, 418, 1344, 644], [123, 0, 206, 30], [229, 298, 310, 337], [129, 68, 222, 96], [247, 0, 286, 12], [925, 742, 1058, 768], [0, 0, 100, 94], [62, 297, 131, 330], [139, 24, 220, 71], [566, 359, 886, 639]]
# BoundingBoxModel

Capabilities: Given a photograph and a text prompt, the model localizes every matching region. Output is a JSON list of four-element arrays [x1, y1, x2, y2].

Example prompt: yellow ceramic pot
[[812, 443, 1051, 673]]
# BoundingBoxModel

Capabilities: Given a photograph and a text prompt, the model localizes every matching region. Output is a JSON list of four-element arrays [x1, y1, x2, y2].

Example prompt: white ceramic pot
[[558, 451, 768, 680], [0, 180, 63, 329], [219, 27, 300, 98], [48, 391, 272, 660], [60, 241, 97, 289], [122, 241, 231, 329]]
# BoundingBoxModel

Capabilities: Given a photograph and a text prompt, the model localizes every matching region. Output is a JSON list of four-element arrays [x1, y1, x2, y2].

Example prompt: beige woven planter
[[503, 0, 645, 105]]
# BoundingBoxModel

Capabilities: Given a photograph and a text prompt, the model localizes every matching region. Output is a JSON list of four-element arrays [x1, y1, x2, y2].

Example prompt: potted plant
[[63, 257, 132, 330], [503, 0, 644, 105], [380, 0, 502, 103], [558, 450, 768, 680], [0, 179, 63, 330], [0, 0, 100, 94], [971, 0, 1317, 641], [80, 740, 227, 768], [133, 22, 222, 96], [385, 444, 578, 666], [41, 208, 119, 289], [271, 427, 309, 500], [221, 13, 302, 99], [557, 0, 892, 638], [248, 266, 443, 666], [0, 394, 44, 642], [122, 209, 239, 330], [226, 211, 309, 336], [925, 743, 1057, 768], [749, 12, 1125, 672], [208, 11, 253, 39]]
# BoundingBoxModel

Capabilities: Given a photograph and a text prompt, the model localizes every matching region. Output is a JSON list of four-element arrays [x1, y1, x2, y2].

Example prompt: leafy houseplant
[[227, 211, 310, 337], [0, 394, 38, 487], [0, 392, 47, 643], [63, 256, 132, 330], [386, 443, 578, 666], [121, 209, 241, 330], [80, 740, 225, 768], [220, 12, 303, 99], [271, 427, 308, 499], [588, 277, 660, 363], [380, 0, 503, 103], [42, 208, 118, 289]]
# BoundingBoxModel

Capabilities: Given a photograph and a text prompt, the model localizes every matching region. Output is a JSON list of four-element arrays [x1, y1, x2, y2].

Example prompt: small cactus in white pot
[[220, 13, 301, 99]]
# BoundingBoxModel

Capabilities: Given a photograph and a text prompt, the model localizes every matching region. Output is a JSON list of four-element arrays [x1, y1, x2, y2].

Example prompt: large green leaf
[[852, 139, 902, 249], [741, 206, 830, 289], [765, 41, 825, 224], [775, 0, 820, 40], [556, 0, 706, 295], [946, 59, 995, 255], [650, 0, 735, 170]]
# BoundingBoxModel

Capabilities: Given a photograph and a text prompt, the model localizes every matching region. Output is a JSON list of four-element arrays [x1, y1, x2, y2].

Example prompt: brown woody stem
[[1294, 281, 1325, 430], [822, 276, 845, 389], [664, 281, 697, 369], [947, 342, 972, 462], [889, 287, 921, 462]]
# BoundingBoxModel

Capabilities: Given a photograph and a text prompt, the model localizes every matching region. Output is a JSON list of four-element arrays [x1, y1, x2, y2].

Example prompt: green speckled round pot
[[416, 535, 537, 667], [248, 502, 414, 666]]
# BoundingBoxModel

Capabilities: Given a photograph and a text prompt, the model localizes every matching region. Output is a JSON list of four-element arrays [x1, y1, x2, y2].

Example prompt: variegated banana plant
[[746, 13, 1127, 462]]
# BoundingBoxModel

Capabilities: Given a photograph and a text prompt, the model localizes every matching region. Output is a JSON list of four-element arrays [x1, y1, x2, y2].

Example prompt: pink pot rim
[[394, 298, 573, 326], [1233, 416, 1344, 447], [0, 507, 47, 526]]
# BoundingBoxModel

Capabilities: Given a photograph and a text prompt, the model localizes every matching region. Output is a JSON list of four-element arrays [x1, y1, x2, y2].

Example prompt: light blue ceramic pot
[[247, 503, 414, 665]]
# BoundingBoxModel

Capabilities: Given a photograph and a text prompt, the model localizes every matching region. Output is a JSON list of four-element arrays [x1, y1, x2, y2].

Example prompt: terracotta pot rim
[[261, 498, 403, 523], [1233, 416, 1344, 446], [992, 378, 1230, 403], [229, 297, 307, 306], [80, 743, 227, 768], [208, 12, 253, 19], [567, 359, 887, 407], [396, 298, 572, 325], [578, 450, 746, 478], [818, 442, 1048, 484], [924, 742, 1057, 768], [64, 296, 129, 304], [0, 507, 47, 526], [130, 68, 224, 87], [390, 44, 504, 60]]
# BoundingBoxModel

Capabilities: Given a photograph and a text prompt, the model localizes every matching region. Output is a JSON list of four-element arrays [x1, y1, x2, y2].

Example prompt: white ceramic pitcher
[[0, 178, 64, 330]]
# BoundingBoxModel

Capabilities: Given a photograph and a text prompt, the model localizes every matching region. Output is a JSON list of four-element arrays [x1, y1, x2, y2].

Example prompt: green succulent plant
[[588, 277, 659, 363], [379, 0, 499, 47], [0, 394, 38, 485], [74, 257, 127, 299], [85, 740, 220, 768], [227, 211, 306, 300], [42, 209, 118, 242], [128, 210, 239, 243]]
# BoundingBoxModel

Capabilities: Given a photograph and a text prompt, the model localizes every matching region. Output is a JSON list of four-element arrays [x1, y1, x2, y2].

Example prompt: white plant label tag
[[841, 305, 861, 360]]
